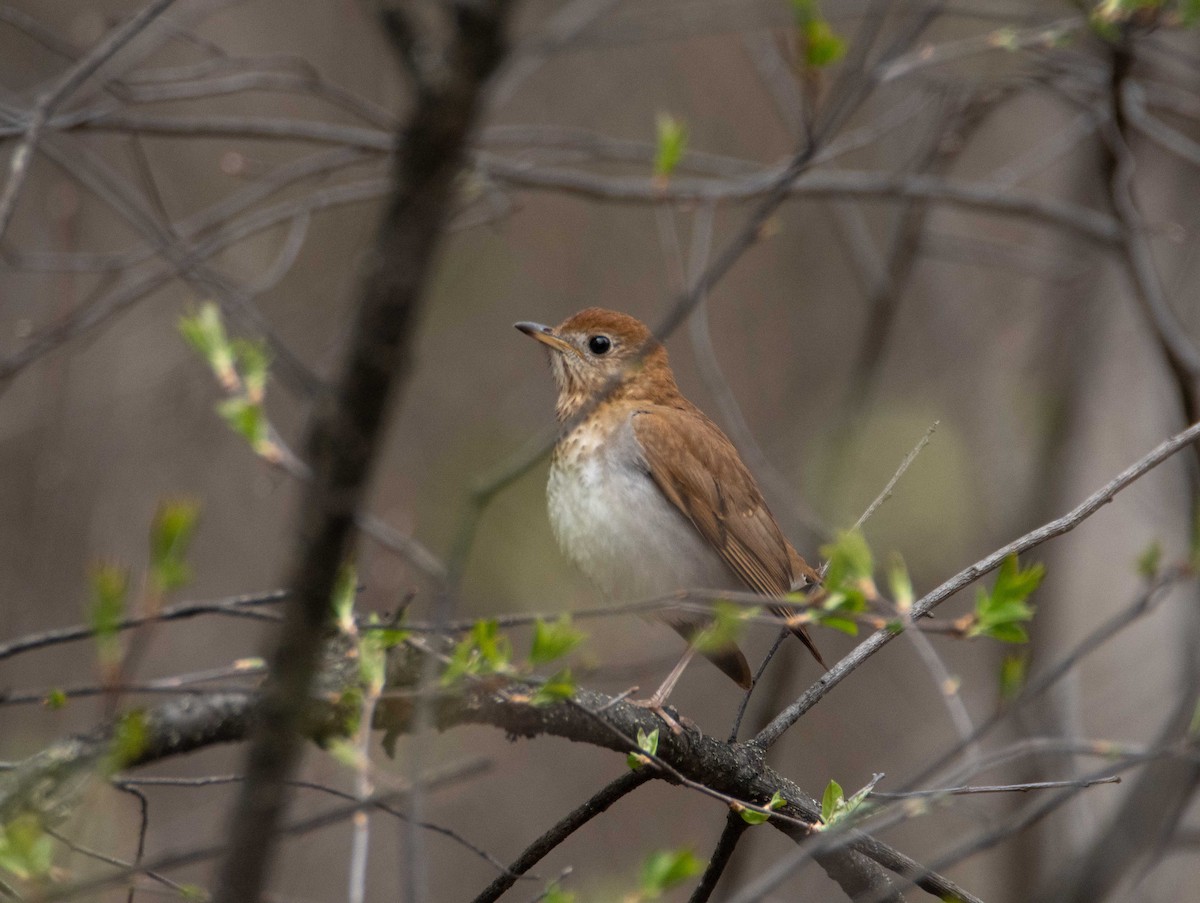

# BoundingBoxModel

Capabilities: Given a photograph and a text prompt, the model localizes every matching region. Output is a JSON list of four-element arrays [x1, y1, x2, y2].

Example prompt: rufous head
[[516, 308, 680, 420]]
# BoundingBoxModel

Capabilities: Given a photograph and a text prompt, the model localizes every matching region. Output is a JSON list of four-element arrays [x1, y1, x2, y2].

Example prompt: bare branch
[[474, 156, 1122, 246], [852, 422, 937, 531], [0, 590, 286, 663], [469, 770, 652, 903], [756, 418, 1200, 750], [0, 0, 180, 239], [211, 4, 513, 901]]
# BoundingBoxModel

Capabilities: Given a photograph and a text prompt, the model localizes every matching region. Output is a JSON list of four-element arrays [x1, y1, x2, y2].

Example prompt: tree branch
[[756, 417, 1200, 750], [0, 0, 180, 240], [1, 639, 979, 903], [210, 4, 512, 901], [470, 770, 653, 903]]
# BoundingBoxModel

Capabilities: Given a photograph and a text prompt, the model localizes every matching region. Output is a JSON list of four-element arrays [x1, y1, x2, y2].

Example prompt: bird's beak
[[515, 321, 575, 355]]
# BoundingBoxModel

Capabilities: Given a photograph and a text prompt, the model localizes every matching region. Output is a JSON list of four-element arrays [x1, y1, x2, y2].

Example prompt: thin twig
[[0, 590, 286, 662], [686, 810, 749, 903], [0, 0, 181, 240], [852, 422, 937, 531], [473, 158, 1122, 245], [41, 784, 463, 903], [756, 418, 1200, 750], [869, 775, 1121, 799], [469, 770, 652, 903], [45, 827, 191, 898]]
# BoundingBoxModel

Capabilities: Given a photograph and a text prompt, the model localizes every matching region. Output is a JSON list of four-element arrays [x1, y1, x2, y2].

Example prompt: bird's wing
[[633, 405, 794, 595], [633, 405, 826, 669]]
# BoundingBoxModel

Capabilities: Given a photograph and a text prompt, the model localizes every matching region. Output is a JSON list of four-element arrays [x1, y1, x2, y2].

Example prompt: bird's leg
[[631, 645, 698, 733]]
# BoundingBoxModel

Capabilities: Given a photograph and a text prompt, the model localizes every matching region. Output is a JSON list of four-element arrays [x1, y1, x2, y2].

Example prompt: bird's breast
[[548, 416, 735, 601]]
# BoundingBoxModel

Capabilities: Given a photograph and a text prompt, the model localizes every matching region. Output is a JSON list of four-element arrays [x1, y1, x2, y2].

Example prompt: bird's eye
[[587, 335, 612, 355]]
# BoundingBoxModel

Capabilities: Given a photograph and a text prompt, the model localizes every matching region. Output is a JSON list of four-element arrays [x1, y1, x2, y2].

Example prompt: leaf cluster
[[149, 499, 200, 594], [692, 600, 757, 654], [0, 815, 53, 883], [812, 529, 875, 635], [738, 790, 787, 826], [968, 555, 1043, 643], [819, 778, 874, 828], [791, 0, 847, 67], [441, 615, 585, 706], [180, 303, 277, 461], [638, 848, 703, 899], [626, 727, 659, 771]]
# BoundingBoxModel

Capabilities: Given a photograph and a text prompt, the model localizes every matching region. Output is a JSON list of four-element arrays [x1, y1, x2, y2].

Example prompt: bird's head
[[516, 308, 679, 421]]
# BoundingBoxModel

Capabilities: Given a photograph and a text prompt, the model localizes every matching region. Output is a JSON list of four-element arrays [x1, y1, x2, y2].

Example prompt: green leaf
[[327, 737, 363, 770], [638, 727, 659, 754], [811, 612, 858, 636], [441, 619, 513, 686], [178, 884, 208, 902], [542, 885, 576, 903], [531, 669, 575, 706], [361, 612, 409, 681], [820, 779, 844, 824], [640, 848, 702, 898], [372, 627, 410, 648], [692, 600, 755, 654], [530, 615, 584, 666], [0, 814, 53, 881], [821, 529, 873, 586], [802, 16, 846, 67], [626, 727, 659, 770], [88, 563, 128, 666], [336, 686, 364, 737], [985, 622, 1030, 644], [819, 529, 874, 618], [820, 776, 877, 827], [109, 709, 149, 771], [653, 113, 688, 180], [887, 553, 914, 613], [791, 0, 846, 68], [968, 555, 1042, 643], [149, 498, 200, 594], [999, 653, 1027, 702], [179, 302, 235, 386], [739, 790, 786, 826], [231, 338, 271, 401], [739, 806, 770, 826], [44, 688, 67, 710], [217, 396, 268, 450], [331, 562, 357, 633], [359, 635, 387, 694], [1136, 541, 1162, 579]]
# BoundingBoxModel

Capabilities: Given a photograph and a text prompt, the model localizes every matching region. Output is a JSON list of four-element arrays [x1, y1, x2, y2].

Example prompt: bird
[[516, 308, 825, 723]]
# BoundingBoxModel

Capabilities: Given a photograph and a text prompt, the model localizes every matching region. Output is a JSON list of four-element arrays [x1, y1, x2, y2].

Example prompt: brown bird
[[517, 308, 825, 721]]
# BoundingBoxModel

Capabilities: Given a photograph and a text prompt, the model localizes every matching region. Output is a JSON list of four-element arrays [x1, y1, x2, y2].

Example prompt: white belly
[[547, 424, 735, 602]]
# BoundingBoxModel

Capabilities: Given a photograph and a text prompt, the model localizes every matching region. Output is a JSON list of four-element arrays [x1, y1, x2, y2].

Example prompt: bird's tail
[[769, 604, 828, 670], [656, 613, 753, 689]]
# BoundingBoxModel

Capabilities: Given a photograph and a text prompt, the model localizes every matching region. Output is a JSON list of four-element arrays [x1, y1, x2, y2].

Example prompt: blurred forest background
[[2, 0, 1200, 900]]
